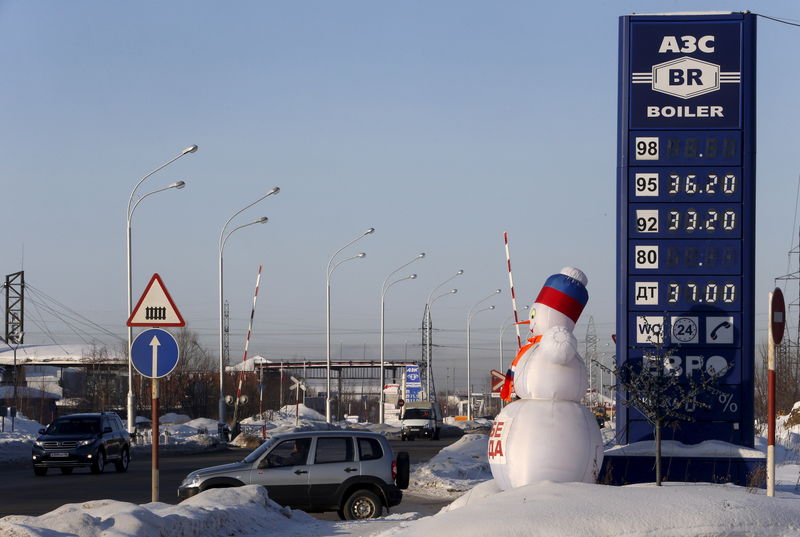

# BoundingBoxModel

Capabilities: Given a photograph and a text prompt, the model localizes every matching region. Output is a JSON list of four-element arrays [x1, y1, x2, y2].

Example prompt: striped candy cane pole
[[242, 264, 263, 365], [504, 232, 522, 349], [233, 265, 263, 427]]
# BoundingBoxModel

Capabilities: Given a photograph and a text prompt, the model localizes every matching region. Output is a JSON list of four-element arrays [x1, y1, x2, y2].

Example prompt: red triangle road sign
[[127, 273, 185, 327]]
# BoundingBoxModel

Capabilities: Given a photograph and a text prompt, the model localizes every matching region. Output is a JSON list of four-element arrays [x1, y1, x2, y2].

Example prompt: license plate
[[50, 452, 69, 458]]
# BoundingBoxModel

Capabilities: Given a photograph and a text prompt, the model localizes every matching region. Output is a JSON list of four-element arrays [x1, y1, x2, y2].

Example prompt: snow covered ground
[[3, 406, 800, 536]]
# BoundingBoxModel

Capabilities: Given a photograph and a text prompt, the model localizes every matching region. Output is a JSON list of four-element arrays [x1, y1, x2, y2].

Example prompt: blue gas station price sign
[[617, 12, 756, 447]]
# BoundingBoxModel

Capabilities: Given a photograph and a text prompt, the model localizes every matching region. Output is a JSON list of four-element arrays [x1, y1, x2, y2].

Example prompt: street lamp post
[[378, 254, 425, 423], [424, 270, 463, 400], [326, 228, 375, 423], [466, 289, 500, 421], [326, 252, 366, 421], [126, 144, 196, 434], [426, 288, 457, 399], [218, 187, 279, 424]]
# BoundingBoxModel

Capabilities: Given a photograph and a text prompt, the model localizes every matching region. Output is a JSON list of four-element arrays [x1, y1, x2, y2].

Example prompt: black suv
[[178, 431, 409, 519], [32, 412, 131, 476]]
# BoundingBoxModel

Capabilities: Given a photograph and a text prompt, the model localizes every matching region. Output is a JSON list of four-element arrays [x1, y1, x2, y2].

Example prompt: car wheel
[[395, 451, 410, 490], [341, 489, 382, 520], [33, 466, 47, 477], [91, 449, 105, 474], [115, 448, 130, 473], [60, 467, 74, 475]]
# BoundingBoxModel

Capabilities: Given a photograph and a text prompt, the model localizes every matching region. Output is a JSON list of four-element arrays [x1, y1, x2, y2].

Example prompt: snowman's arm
[[538, 326, 578, 365]]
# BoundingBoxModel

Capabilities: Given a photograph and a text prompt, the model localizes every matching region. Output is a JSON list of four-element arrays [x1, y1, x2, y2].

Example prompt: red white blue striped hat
[[533, 267, 588, 323]]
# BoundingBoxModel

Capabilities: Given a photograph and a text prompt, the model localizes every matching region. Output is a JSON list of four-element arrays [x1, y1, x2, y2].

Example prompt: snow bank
[[409, 434, 492, 496], [0, 486, 322, 537], [384, 480, 800, 537], [605, 439, 764, 458], [0, 414, 43, 465]]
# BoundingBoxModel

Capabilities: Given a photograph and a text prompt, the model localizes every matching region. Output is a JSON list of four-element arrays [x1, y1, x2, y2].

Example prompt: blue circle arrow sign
[[131, 328, 180, 379]]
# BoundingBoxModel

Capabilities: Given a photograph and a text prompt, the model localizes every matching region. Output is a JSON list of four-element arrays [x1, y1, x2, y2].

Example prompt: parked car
[[31, 412, 131, 476], [400, 402, 442, 440], [178, 430, 409, 520]]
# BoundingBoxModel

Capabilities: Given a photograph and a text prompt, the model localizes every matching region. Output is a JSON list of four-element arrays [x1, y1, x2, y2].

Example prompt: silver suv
[[178, 431, 409, 519]]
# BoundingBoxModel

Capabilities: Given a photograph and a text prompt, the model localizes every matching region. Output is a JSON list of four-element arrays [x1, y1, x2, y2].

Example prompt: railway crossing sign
[[131, 328, 180, 378], [617, 12, 756, 446], [127, 273, 185, 327]]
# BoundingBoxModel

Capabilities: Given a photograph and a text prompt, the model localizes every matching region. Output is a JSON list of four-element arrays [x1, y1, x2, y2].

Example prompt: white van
[[400, 402, 442, 441]]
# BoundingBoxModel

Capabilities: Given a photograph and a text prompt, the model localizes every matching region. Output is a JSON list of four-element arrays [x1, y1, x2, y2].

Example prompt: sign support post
[[152, 375, 159, 502], [767, 287, 785, 497], [127, 274, 184, 504]]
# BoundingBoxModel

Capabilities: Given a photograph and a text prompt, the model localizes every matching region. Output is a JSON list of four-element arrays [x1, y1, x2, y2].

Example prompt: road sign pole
[[152, 377, 159, 502], [767, 291, 775, 497]]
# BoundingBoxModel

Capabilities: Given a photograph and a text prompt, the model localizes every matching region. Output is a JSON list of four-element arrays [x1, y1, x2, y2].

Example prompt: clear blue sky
[[1, 2, 798, 393]]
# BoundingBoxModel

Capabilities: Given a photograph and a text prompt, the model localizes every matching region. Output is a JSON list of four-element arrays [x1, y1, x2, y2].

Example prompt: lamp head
[[409, 274, 417, 280], [364, 228, 375, 235], [356, 252, 366, 258], [255, 216, 269, 224], [489, 305, 496, 310], [418, 253, 426, 259], [495, 289, 502, 294], [170, 181, 186, 189], [182, 145, 199, 155], [450, 289, 458, 294], [269, 187, 280, 195], [457, 269, 464, 275]]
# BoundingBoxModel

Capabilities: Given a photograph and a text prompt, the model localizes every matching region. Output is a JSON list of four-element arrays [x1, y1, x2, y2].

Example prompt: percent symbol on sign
[[719, 393, 738, 413]]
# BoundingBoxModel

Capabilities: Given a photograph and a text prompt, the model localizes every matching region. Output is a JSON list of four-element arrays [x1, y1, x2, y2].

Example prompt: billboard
[[405, 365, 422, 402], [617, 12, 756, 446]]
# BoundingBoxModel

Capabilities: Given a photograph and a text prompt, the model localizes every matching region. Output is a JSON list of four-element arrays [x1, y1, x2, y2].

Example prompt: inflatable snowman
[[489, 267, 603, 490]]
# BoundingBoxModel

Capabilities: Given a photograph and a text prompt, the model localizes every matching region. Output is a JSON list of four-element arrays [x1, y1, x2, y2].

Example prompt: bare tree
[[600, 319, 725, 485]]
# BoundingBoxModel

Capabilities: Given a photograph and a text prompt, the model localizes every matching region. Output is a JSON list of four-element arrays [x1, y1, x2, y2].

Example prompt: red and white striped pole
[[767, 287, 785, 497], [504, 232, 522, 350], [767, 290, 775, 497], [233, 265, 263, 430]]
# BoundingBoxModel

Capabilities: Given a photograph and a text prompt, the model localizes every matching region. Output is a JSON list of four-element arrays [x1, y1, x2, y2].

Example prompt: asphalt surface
[[0, 436, 460, 518]]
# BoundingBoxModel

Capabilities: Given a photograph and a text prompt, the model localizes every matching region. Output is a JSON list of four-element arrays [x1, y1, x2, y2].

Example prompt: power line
[[754, 12, 800, 28]]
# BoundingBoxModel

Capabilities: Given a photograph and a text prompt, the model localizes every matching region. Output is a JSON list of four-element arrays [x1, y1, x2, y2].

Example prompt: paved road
[[0, 437, 459, 518]]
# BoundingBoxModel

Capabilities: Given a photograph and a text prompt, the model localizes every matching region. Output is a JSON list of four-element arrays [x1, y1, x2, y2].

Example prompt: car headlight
[[34, 441, 45, 448], [77, 439, 95, 447], [181, 474, 201, 487]]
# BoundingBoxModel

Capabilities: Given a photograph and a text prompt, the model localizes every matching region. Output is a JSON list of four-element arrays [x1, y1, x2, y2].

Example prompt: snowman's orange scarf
[[499, 334, 542, 402]]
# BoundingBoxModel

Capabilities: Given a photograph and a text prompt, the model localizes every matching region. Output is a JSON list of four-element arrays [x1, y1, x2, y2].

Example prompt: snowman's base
[[599, 449, 766, 487]]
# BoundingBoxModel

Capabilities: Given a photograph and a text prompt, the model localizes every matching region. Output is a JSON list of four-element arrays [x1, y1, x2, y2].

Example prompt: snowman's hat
[[533, 266, 588, 322]]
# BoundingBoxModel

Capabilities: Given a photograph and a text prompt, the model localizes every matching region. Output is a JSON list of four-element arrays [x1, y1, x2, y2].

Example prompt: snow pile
[[160, 413, 191, 424], [605, 439, 764, 458], [775, 402, 800, 456], [409, 434, 492, 496], [384, 479, 800, 537], [0, 485, 323, 537], [0, 414, 43, 465]]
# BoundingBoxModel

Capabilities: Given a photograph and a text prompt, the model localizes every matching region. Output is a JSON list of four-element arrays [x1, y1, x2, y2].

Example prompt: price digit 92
[[635, 137, 659, 160]]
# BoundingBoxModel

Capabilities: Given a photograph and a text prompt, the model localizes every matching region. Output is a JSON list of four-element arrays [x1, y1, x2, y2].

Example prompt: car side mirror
[[103, 427, 113, 434], [257, 459, 270, 470]]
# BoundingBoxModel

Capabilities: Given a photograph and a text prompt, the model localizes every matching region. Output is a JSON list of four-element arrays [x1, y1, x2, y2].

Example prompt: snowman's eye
[[529, 310, 536, 320]]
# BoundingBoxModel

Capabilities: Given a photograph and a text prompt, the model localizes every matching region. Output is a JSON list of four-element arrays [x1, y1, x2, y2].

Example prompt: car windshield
[[403, 409, 431, 420], [46, 418, 101, 435], [242, 437, 278, 463]]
